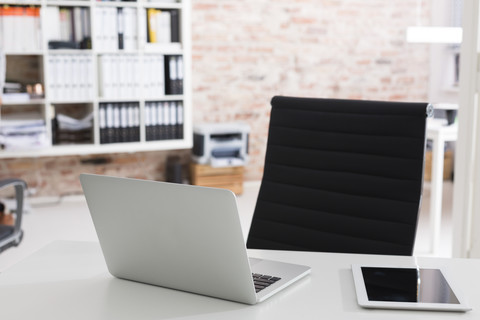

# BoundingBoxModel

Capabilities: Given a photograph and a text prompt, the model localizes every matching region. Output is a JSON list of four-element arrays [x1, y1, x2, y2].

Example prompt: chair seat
[[0, 225, 14, 240]]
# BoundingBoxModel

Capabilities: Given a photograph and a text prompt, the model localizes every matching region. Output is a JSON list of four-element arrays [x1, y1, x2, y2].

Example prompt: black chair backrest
[[247, 96, 429, 255]]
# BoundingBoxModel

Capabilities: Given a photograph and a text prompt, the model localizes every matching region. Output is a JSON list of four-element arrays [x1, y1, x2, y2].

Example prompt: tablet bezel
[[351, 264, 471, 312]]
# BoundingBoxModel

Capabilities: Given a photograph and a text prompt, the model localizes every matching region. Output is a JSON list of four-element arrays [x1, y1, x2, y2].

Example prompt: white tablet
[[351, 264, 471, 312]]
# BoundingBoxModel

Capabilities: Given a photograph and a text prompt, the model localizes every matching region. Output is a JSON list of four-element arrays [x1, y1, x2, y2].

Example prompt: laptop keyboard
[[252, 273, 281, 293]]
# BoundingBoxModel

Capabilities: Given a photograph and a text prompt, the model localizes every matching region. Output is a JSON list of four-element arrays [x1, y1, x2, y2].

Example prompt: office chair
[[247, 96, 431, 255], [0, 179, 27, 253]]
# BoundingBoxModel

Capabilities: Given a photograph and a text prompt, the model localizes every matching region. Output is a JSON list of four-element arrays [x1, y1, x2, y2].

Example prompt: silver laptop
[[80, 174, 310, 304]]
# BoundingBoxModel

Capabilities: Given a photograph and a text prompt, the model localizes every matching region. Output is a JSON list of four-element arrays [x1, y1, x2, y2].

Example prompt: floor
[[0, 180, 454, 272]]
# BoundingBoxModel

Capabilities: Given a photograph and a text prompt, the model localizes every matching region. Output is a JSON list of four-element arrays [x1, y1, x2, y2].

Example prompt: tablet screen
[[361, 267, 460, 304]]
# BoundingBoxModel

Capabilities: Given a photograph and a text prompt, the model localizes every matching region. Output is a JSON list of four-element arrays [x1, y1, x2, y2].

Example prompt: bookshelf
[[0, 0, 191, 158]]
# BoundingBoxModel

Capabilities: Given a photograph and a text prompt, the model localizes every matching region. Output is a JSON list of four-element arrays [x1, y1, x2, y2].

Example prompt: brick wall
[[1, 0, 430, 197], [0, 150, 191, 197], [191, 0, 430, 181]]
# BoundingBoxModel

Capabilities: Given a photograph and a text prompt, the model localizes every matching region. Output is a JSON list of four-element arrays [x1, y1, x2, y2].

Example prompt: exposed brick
[[193, 3, 219, 10], [291, 17, 317, 24], [6, 159, 36, 171]]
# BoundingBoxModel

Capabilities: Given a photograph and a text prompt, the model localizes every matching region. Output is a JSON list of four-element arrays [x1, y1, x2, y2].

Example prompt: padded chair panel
[[264, 163, 421, 203], [248, 219, 413, 254], [268, 126, 425, 161], [272, 106, 426, 138], [266, 145, 423, 181], [252, 199, 416, 242], [257, 181, 419, 226], [247, 96, 428, 255]]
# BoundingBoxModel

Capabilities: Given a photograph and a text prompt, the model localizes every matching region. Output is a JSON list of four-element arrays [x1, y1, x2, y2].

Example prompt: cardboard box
[[424, 150, 454, 181], [190, 163, 244, 194]]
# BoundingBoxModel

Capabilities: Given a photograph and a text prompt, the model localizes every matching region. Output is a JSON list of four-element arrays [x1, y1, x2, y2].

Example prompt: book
[[138, 8, 147, 48], [120, 103, 129, 142], [145, 101, 152, 140], [164, 55, 184, 95], [59, 7, 73, 42], [99, 54, 143, 99], [147, 8, 158, 43], [127, 103, 136, 142], [117, 8, 124, 50], [176, 55, 183, 95], [176, 101, 184, 139], [105, 103, 115, 143], [94, 7, 120, 51], [112, 103, 121, 143], [169, 101, 177, 139], [170, 9, 180, 43], [157, 11, 171, 44], [99, 104, 108, 144], [47, 54, 94, 102], [100, 102, 140, 144], [133, 103, 140, 142], [0, 6, 42, 52], [122, 7, 137, 51], [164, 55, 177, 95], [81, 7, 92, 49], [46, 6, 91, 50]]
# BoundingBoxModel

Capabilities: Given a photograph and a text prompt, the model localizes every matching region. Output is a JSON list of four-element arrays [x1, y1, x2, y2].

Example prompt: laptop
[[80, 174, 311, 305]]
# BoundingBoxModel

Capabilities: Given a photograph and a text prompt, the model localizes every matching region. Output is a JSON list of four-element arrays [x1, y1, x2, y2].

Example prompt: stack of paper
[[56, 113, 93, 131], [53, 113, 93, 144], [0, 117, 50, 150]]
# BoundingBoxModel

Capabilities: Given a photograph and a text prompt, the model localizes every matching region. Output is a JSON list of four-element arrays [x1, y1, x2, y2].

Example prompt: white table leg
[[429, 132, 445, 255]]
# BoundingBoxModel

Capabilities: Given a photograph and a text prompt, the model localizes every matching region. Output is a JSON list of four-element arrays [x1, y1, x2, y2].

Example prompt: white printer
[[192, 122, 250, 167]]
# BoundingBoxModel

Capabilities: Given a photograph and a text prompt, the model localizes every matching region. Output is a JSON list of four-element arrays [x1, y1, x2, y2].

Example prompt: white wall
[[452, 0, 480, 258]]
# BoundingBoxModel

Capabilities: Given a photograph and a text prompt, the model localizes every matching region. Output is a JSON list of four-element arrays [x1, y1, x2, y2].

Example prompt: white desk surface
[[0, 241, 478, 319]]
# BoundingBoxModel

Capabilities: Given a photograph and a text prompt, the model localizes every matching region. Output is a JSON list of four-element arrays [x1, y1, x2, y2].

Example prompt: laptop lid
[[80, 173, 261, 304]]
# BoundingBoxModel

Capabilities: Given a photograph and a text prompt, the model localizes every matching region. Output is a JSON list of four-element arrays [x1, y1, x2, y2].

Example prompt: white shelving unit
[[0, 0, 192, 158]]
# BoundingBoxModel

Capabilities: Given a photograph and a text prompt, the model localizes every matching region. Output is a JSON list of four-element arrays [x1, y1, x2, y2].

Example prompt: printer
[[192, 122, 250, 167]]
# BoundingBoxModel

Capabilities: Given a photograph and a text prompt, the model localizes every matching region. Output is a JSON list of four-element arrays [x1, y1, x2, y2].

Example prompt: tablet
[[351, 264, 471, 312]]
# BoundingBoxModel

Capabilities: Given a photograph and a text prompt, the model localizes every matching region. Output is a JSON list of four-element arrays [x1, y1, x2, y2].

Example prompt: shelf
[[49, 100, 95, 105], [97, 95, 183, 103], [0, 0, 41, 5], [5, 51, 43, 56], [145, 95, 184, 101], [46, 1, 91, 7], [47, 49, 94, 55], [1, 99, 46, 106], [0, 138, 192, 159], [143, 43, 183, 54], [95, 50, 140, 55], [94, 1, 138, 8], [0, 0, 191, 158], [141, 2, 182, 10]]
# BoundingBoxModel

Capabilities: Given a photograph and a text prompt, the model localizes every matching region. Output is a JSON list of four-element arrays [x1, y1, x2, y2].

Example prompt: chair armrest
[[0, 179, 27, 233]]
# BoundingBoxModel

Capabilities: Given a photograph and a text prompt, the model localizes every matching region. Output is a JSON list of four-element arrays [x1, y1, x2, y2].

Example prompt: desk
[[0, 241, 478, 319], [426, 120, 458, 255]]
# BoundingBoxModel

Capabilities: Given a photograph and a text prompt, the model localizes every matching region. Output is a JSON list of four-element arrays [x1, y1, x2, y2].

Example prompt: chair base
[[0, 229, 23, 253]]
